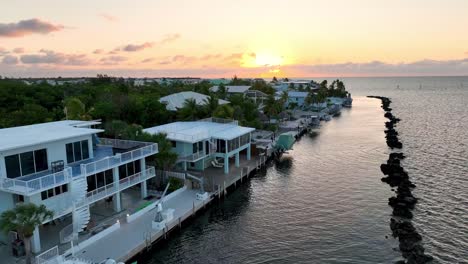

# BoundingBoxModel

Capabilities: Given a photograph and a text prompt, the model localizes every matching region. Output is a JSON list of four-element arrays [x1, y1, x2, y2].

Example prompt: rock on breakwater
[[368, 96, 433, 264]]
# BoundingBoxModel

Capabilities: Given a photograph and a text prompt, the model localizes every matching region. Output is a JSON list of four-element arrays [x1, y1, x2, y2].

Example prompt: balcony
[[0, 139, 158, 196], [0, 167, 72, 196], [177, 150, 208, 162], [80, 138, 158, 176], [75, 166, 156, 208]]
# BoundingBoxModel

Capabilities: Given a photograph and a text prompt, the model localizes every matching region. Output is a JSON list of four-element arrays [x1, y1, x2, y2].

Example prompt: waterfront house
[[0, 120, 158, 254], [159, 91, 229, 111], [144, 118, 255, 175], [284, 91, 309, 108], [209, 85, 251, 96]]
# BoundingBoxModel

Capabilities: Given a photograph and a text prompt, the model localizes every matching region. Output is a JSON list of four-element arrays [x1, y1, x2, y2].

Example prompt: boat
[[275, 131, 296, 152], [321, 114, 331, 121]]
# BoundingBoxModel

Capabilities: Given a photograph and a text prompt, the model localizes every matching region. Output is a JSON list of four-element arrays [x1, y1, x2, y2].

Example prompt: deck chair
[[211, 160, 223, 168]]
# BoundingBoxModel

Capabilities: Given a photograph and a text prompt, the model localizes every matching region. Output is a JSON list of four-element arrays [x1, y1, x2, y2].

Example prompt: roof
[[210, 85, 251, 94], [144, 120, 255, 143], [288, 91, 309, 98], [159, 91, 229, 111], [0, 120, 104, 152]]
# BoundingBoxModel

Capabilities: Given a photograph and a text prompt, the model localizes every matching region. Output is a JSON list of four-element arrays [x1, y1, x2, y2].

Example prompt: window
[[34, 149, 48, 172], [198, 142, 203, 152], [20, 152, 35, 175], [205, 141, 210, 154], [66, 140, 89, 163], [171, 141, 176, 148], [5, 154, 21, 178], [81, 140, 89, 160], [118, 160, 141, 180], [66, 143, 74, 163], [41, 184, 68, 200], [193, 143, 198, 154], [5, 148, 48, 178]]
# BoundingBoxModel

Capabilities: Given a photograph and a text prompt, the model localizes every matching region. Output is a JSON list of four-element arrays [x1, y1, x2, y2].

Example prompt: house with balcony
[[0, 120, 158, 254], [144, 118, 254, 175]]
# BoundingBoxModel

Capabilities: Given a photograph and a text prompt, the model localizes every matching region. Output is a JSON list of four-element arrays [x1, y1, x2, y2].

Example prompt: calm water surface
[[142, 77, 468, 264]]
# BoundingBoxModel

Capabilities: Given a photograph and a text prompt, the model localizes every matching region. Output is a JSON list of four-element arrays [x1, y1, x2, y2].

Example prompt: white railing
[[59, 224, 73, 244], [75, 167, 156, 208], [0, 167, 72, 196], [159, 170, 186, 180], [81, 142, 158, 176], [177, 150, 207, 162], [166, 130, 210, 143], [36, 245, 59, 264], [197, 117, 239, 125]]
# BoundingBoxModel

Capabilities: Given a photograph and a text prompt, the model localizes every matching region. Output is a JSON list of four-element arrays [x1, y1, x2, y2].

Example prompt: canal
[[140, 97, 401, 264]]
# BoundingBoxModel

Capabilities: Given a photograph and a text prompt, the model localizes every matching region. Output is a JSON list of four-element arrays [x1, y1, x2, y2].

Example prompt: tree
[[202, 95, 219, 116], [136, 132, 178, 170], [280, 91, 289, 106], [263, 95, 281, 119], [177, 98, 200, 121], [216, 84, 227, 100], [64, 97, 92, 120], [272, 76, 278, 83], [213, 104, 234, 119], [0, 204, 53, 264]]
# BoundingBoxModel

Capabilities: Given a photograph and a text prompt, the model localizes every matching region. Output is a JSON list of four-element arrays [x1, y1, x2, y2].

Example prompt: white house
[[144, 118, 254, 174], [159, 91, 229, 111], [0, 120, 158, 253], [210, 85, 251, 95]]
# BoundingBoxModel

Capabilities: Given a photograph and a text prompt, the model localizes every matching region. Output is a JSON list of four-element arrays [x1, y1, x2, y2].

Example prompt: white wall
[[0, 135, 93, 179]]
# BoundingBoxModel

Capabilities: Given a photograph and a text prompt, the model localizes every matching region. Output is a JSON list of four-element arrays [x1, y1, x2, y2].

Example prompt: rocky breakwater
[[367, 96, 433, 264]]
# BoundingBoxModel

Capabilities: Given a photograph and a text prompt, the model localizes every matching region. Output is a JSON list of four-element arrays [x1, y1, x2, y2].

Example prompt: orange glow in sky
[[0, 0, 467, 77]]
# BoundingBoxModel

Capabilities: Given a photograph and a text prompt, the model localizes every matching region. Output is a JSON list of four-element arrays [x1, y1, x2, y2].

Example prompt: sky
[[0, 0, 467, 78]]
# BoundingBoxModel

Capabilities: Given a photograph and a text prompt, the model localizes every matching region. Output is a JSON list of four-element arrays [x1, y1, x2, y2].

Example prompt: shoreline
[[367, 96, 433, 264]]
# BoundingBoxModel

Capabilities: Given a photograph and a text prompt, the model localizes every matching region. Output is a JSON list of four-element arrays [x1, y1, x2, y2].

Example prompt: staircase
[[209, 139, 217, 154], [60, 177, 90, 244]]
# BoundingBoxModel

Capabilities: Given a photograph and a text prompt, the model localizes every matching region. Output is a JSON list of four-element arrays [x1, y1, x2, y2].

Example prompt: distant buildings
[[133, 77, 202, 86], [159, 91, 229, 111], [210, 85, 251, 95]]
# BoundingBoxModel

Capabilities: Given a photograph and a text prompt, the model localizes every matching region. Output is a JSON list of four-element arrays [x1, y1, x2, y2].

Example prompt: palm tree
[[177, 98, 199, 120], [263, 95, 281, 120], [213, 104, 234, 119], [0, 204, 53, 264], [202, 95, 219, 116], [64, 97, 93, 120], [280, 91, 289, 106]]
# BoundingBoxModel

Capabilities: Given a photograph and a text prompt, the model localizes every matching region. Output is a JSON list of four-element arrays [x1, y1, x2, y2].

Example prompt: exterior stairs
[[59, 177, 90, 243]]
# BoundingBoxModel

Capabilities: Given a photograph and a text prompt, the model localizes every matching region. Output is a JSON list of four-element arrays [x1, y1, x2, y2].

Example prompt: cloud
[[2, 55, 18, 64], [0, 18, 64, 37], [98, 13, 118, 22], [0, 47, 8, 56], [283, 58, 468, 77], [122, 42, 154, 52], [13, 47, 25, 53], [141, 58, 155, 63], [160, 34, 180, 44], [200, 54, 222, 61], [93, 49, 104, 54], [20, 49, 91, 65], [100, 56, 128, 65], [172, 55, 197, 65]]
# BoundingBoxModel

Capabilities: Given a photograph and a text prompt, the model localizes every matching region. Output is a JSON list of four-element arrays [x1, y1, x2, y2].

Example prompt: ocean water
[[140, 77, 468, 264]]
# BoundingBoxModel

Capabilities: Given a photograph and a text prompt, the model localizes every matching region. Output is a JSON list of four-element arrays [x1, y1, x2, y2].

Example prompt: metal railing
[[75, 166, 156, 208], [0, 138, 157, 196], [81, 142, 158, 176], [177, 150, 207, 162], [197, 117, 239, 125], [36, 245, 59, 264], [0, 167, 72, 196]]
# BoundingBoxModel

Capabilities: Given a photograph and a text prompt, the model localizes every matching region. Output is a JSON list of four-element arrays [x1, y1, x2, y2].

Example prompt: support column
[[112, 167, 121, 212], [31, 226, 41, 253], [247, 145, 251, 160], [141, 181, 148, 198], [224, 155, 229, 174], [140, 158, 147, 198], [183, 161, 187, 171], [235, 152, 240, 167]]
